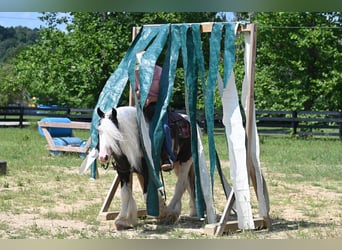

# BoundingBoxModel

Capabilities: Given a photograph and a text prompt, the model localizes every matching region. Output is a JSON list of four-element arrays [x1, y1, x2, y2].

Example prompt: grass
[[0, 123, 341, 239], [258, 136, 342, 182]]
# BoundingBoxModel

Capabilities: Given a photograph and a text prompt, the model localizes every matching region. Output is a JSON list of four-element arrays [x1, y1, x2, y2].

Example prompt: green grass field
[[0, 123, 341, 239]]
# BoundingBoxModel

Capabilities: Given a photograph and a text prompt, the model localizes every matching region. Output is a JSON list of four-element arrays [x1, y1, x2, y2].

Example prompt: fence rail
[[1, 106, 341, 139]]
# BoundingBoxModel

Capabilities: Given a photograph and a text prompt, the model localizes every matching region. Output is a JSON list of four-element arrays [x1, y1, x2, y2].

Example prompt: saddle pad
[[168, 111, 191, 138]]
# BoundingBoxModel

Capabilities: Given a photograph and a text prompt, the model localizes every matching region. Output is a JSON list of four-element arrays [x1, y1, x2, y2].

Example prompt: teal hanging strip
[[150, 25, 180, 173], [136, 24, 170, 216], [223, 23, 236, 87], [185, 24, 205, 218], [179, 25, 191, 115], [191, 24, 206, 97], [138, 24, 170, 109], [206, 22, 223, 191], [90, 25, 160, 149]]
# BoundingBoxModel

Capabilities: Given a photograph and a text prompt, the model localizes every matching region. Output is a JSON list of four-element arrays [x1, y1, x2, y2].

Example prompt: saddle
[[168, 111, 191, 139]]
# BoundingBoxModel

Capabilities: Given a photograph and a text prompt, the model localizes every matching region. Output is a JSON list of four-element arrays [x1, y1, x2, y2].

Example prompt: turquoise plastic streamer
[[206, 23, 223, 191], [223, 23, 236, 87], [185, 24, 206, 218]]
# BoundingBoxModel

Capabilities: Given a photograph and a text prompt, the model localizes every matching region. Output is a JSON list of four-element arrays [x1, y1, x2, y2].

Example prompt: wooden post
[[241, 23, 271, 230], [0, 160, 6, 175], [244, 23, 258, 195], [19, 106, 24, 128]]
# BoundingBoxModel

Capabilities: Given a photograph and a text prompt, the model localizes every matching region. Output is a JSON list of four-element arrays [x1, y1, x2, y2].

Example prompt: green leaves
[[14, 12, 214, 108], [8, 12, 341, 111], [252, 12, 342, 111]]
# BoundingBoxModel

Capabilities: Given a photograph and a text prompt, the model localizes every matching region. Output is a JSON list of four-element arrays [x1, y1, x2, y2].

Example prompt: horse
[[96, 106, 197, 230]]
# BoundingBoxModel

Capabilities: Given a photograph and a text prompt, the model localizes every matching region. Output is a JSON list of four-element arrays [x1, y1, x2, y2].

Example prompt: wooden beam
[[38, 121, 91, 130], [98, 208, 147, 221], [215, 190, 235, 236], [205, 217, 268, 236], [244, 23, 258, 196], [133, 22, 253, 34]]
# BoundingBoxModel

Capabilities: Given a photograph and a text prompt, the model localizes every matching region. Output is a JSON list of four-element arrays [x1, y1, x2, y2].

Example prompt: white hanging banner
[[219, 72, 255, 230]]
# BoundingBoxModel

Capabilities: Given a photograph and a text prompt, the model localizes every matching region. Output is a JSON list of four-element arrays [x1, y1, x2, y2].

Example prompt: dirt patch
[[0, 166, 341, 239]]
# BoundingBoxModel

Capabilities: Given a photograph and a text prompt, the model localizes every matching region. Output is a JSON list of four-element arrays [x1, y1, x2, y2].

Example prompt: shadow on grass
[[267, 217, 335, 233], [138, 215, 337, 237], [137, 215, 205, 235]]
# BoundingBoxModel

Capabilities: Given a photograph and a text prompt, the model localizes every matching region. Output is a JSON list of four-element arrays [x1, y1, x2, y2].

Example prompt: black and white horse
[[96, 106, 197, 230]]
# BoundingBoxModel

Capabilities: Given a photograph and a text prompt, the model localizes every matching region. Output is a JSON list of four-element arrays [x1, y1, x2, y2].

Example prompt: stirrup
[[161, 161, 173, 172]]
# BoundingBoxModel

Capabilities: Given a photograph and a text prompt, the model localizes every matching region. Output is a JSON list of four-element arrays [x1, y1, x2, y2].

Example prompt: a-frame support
[[98, 22, 271, 236], [98, 174, 147, 221], [208, 23, 271, 236]]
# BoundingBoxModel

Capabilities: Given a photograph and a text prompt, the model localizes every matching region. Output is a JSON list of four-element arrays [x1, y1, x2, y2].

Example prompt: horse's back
[[116, 106, 137, 121]]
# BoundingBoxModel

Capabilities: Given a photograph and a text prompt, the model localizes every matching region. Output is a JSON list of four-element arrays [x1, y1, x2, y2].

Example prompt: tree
[[14, 12, 220, 108], [251, 12, 342, 111], [0, 25, 40, 105]]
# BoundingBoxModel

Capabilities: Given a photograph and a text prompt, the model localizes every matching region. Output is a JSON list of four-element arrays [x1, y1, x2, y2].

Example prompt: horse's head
[[97, 107, 123, 164]]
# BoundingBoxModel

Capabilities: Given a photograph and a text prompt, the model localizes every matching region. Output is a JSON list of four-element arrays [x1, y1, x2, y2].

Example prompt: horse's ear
[[112, 108, 117, 118], [97, 107, 105, 118], [111, 108, 119, 126]]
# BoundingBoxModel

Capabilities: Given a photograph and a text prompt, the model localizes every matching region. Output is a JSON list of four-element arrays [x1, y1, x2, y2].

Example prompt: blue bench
[[38, 117, 91, 157]]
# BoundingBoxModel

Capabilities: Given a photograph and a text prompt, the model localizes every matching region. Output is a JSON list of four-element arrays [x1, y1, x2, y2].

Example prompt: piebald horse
[[97, 106, 197, 230]]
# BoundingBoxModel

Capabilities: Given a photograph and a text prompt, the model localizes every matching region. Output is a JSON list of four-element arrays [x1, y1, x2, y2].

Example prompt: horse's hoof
[[114, 223, 134, 231], [159, 213, 180, 224]]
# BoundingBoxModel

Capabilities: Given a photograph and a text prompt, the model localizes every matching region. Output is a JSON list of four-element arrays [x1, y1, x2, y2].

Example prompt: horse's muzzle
[[99, 155, 109, 163]]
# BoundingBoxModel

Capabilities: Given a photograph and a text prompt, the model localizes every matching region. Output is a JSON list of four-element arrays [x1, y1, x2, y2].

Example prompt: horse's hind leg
[[160, 159, 192, 223], [114, 178, 138, 230], [186, 162, 197, 217]]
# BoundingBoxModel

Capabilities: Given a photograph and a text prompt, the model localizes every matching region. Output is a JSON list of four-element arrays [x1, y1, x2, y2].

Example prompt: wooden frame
[[38, 120, 91, 154], [98, 174, 147, 221], [99, 22, 271, 236]]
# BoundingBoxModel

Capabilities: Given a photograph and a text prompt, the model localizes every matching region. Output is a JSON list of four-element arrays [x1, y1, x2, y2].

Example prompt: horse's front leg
[[114, 173, 138, 230]]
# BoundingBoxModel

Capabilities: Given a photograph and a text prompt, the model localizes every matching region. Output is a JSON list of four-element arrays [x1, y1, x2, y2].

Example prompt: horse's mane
[[100, 117, 123, 156], [101, 107, 143, 171]]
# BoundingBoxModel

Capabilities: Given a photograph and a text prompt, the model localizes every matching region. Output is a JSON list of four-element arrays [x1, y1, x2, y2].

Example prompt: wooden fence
[[178, 109, 342, 139], [0, 106, 93, 128], [1, 106, 341, 139]]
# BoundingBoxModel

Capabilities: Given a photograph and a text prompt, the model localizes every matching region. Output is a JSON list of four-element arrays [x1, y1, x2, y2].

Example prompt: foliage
[[251, 12, 342, 111], [13, 12, 219, 108], [0, 25, 39, 62], [0, 25, 40, 106], [3, 12, 342, 111]]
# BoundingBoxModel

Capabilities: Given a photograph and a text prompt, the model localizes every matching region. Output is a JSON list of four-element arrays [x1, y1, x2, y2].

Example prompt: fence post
[[292, 110, 298, 135], [67, 107, 71, 119], [19, 106, 24, 128]]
